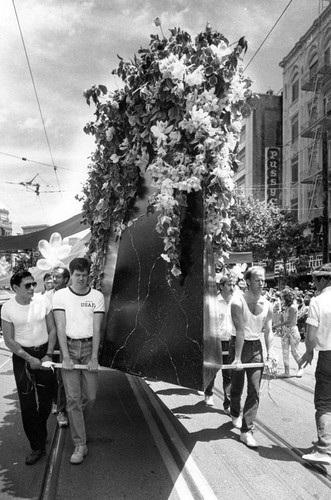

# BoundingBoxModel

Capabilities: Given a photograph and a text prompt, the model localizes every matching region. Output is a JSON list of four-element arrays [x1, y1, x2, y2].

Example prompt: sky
[[0, 0, 325, 234]]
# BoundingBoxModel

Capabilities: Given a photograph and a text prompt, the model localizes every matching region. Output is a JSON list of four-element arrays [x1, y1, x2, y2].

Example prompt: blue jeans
[[205, 340, 231, 410], [315, 351, 331, 455], [13, 342, 53, 450], [61, 339, 98, 446], [229, 337, 263, 433]]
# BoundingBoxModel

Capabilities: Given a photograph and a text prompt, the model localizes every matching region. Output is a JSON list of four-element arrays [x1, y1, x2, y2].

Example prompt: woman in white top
[[274, 287, 303, 378]]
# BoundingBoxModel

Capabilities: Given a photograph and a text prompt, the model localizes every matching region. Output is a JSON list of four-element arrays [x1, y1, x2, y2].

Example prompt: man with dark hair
[[46, 265, 71, 428], [300, 264, 331, 465], [43, 272, 54, 293], [230, 266, 273, 448], [204, 275, 235, 413], [1, 270, 56, 465], [53, 258, 105, 465]]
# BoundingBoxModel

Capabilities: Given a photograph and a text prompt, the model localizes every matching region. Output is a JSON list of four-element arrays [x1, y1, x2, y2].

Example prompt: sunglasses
[[24, 282, 37, 290]]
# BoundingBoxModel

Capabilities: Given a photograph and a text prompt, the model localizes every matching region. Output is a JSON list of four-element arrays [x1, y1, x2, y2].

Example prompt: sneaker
[[278, 372, 290, 378], [51, 402, 57, 414], [296, 368, 304, 378], [231, 415, 242, 429], [70, 445, 88, 465], [57, 412, 69, 428], [223, 407, 231, 416], [240, 432, 258, 448], [25, 448, 45, 465], [204, 395, 214, 406], [302, 450, 331, 465]]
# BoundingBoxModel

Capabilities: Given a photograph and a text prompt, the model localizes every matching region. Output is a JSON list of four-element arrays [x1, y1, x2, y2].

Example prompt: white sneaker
[[231, 415, 242, 429], [204, 395, 214, 406], [70, 445, 88, 465], [296, 368, 304, 378], [302, 450, 331, 465], [51, 402, 57, 414], [240, 432, 258, 448]]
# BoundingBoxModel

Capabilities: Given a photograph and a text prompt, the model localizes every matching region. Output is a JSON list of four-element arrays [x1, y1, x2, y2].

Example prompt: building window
[[291, 155, 298, 183], [292, 76, 299, 102], [324, 46, 330, 66], [240, 125, 246, 144], [290, 196, 298, 220], [291, 113, 299, 143], [309, 59, 318, 77], [237, 147, 246, 171]]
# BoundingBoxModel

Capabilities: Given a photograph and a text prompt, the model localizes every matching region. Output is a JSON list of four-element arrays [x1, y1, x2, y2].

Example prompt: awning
[[0, 213, 89, 251]]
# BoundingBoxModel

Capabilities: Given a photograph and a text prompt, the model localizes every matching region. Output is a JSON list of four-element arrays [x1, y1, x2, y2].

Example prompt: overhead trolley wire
[[243, 0, 294, 71], [11, 0, 63, 197], [0, 151, 75, 171]]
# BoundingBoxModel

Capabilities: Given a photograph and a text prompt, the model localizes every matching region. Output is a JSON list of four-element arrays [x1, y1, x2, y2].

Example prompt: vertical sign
[[265, 147, 281, 205]]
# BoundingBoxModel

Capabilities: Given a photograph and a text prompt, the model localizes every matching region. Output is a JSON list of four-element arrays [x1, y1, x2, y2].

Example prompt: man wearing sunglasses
[[0, 270, 57, 465]]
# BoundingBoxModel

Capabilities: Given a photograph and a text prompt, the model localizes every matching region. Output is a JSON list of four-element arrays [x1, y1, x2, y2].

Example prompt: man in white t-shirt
[[230, 266, 273, 449], [53, 258, 105, 465], [1, 270, 57, 465], [300, 264, 331, 465], [204, 276, 235, 413]]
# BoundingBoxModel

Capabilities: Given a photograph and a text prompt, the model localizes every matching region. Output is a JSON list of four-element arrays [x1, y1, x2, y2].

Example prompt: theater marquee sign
[[265, 147, 281, 205]]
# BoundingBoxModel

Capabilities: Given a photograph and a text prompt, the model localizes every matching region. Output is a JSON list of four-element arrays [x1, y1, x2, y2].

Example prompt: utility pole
[[322, 129, 329, 263]]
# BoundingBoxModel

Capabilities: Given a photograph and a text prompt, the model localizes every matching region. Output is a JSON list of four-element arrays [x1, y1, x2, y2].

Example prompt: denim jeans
[[315, 350, 331, 455], [281, 326, 301, 369], [12, 342, 53, 450], [61, 338, 98, 446], [229, 337, 263, 433], [205, 340, 231, 410]]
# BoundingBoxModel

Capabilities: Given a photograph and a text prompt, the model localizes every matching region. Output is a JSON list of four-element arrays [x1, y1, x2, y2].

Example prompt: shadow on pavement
[[0, 366, 56, 500]]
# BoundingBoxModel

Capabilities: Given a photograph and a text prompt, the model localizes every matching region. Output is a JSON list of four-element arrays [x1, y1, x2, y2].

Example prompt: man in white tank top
[[229, 266, 273, 448]]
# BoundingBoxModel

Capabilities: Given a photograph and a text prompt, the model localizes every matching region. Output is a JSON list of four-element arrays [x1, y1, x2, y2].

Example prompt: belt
[[67, 337, 93, 343], [23, 342, 48, 351]]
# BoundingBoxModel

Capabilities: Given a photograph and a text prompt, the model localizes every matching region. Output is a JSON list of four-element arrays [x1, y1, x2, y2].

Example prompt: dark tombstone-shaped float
[[100, 175, 220, 391]]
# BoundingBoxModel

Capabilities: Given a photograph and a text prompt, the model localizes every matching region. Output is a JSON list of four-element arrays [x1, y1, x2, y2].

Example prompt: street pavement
[[1, 334, 330, 500]]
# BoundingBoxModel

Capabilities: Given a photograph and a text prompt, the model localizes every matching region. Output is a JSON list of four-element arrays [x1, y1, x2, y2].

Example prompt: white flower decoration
[[36, 232, 72, 271]]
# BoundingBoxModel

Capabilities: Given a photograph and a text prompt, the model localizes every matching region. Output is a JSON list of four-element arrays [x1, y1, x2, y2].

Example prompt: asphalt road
[[0, 334, 330, 500]]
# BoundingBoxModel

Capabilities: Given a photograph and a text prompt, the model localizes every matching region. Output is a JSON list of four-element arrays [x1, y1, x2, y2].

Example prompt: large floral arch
[[80, 24, 252, 287]]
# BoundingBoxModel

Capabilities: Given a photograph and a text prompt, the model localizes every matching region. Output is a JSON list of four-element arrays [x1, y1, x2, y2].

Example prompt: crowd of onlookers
[[264, 285, 314, 342]]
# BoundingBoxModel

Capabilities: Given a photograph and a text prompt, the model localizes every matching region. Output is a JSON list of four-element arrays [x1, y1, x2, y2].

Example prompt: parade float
[[79, 23, 253, 390]]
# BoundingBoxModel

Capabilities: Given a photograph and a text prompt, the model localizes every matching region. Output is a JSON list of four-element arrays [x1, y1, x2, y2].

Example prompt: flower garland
[[81, 24, 252, 287]]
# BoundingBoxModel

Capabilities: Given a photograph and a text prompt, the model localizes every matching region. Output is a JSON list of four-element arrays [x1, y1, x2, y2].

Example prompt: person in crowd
[[229, 266, 273, 448], [53, 258, 105, 465], [204, 275, 235, 414], [0, 270, 56, 465], [297, 296, 310, 342], [43, 272, 54, 293], [271, 291, 282, 334], [273, 287, 303, 378], [300, 264, 331, 465], [46, 265, 71, 428]]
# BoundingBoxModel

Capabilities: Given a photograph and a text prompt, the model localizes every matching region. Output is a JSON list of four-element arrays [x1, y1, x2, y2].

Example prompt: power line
[[11, 0, 63, 197], [0, 151, 74, 171], [244, 0, 294, 71]]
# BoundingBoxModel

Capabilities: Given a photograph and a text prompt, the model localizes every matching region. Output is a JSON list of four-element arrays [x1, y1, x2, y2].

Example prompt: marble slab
[[100, 188, 222, 391]]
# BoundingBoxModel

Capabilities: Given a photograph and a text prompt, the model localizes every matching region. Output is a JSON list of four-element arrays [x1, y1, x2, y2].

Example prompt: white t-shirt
[[52, 287, 105, 339], [217, 295, 235, 341], [1, 294, 51, 347], [306, 286, 331, 351]]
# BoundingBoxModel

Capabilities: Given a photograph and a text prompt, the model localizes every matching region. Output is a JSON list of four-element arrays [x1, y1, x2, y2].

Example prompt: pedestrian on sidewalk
[[273, 287, 303, 378], [300, 264, 331, 466], [46, 265, 71, 428], [0, 270, 57, 465], [204, 275, 235, 414], [53, 258, 105, 465], [229, 266, 273, 449]]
